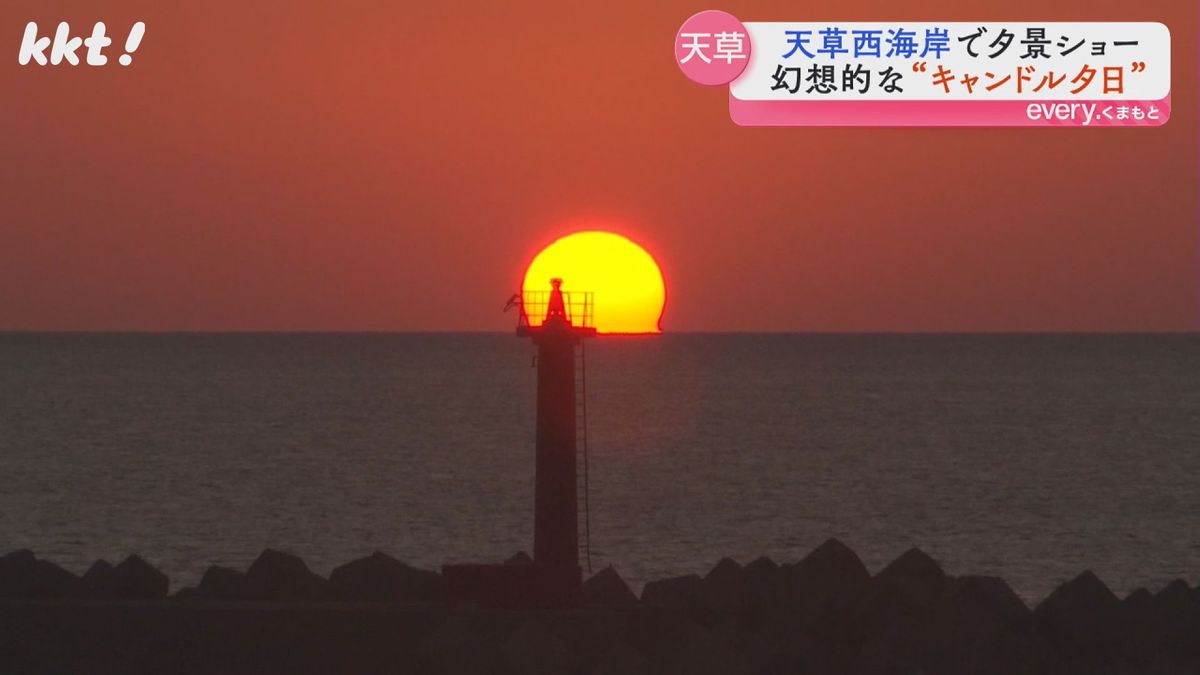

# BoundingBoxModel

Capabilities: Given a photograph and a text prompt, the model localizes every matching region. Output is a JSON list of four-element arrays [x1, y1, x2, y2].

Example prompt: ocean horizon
[[3, 332, 1198, 601]]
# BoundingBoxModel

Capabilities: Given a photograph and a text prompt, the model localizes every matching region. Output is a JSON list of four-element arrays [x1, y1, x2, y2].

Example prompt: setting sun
[[522, 231, 666, 334]]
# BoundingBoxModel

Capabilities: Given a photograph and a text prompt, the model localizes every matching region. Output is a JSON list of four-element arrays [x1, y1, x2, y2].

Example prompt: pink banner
[[729, 94, 1171, 127]]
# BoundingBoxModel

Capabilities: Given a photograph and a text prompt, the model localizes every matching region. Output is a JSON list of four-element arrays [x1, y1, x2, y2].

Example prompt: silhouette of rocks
[[79, 560, 116, 597], [176, 565, 258, 600], [76, 555, 167, 600], [505, 551, 533, 565], [581, 566, 637, 608], [116, 555, 169, 599], [758, 614, 851, 674], [33, 560, 80, 598], [655, 619, 755, 675], [0, 550, 80, 598], [0, 550, 33, 597], [778, 538, 870, 640], [500, 621, 574, 675], [1033, 570, 1129, 672], [245, 549, 330, 601], [701, 557, 751, 614], [4, 542, 1200, 674], [640, 574, 705, 613], [422, 616, 498, 675], [946, 574, 1030, 631], [742, 556, 779, 591], [590, 640, 654, 675], [851, 547, 949, 642], [329, 551, 440, 603], [737, 556, 783, 621], [1124, 579, 1200, 668], [1152, 580, 1200, 659], [854, 571, 1046, 675]]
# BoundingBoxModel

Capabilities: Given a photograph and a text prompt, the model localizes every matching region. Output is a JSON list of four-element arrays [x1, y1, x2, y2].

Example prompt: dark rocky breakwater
[[1, 540, 1198, 674]]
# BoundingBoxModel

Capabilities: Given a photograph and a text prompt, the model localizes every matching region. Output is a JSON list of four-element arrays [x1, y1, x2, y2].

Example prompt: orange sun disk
[[522, 231, 666, 334]]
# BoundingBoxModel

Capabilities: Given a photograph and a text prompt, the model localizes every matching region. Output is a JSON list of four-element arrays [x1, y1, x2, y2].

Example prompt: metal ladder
[[576, 339, 592, 574]]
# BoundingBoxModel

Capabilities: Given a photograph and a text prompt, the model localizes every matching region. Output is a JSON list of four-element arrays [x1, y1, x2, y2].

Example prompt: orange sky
[[1, 0, 1196, 332]]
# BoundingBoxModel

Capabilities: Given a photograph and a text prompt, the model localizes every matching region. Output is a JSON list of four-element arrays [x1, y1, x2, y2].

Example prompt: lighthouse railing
[[518, 290, 595, 329]]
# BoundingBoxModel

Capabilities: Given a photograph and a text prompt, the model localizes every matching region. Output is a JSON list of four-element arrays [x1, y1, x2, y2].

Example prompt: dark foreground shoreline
[[2, 540, 1198, 675]]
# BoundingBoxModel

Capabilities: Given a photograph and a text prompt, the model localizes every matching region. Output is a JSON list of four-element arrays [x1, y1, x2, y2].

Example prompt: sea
[[1, 333, 1198, 602]]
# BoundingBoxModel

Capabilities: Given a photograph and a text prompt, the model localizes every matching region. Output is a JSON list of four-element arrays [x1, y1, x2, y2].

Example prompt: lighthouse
[[442, 278, 595, 608], [517, 278, 596, 570]]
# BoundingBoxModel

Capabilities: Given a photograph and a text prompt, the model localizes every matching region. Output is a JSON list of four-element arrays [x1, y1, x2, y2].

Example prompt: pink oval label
[[674, 10, 752, 86]]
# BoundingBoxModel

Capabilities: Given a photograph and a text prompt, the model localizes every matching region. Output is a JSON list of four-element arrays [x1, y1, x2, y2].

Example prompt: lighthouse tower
[[516, 278, 596, 571], [441, 278, 595, 609]]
